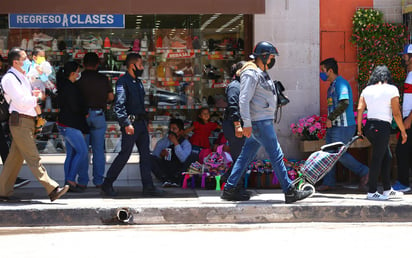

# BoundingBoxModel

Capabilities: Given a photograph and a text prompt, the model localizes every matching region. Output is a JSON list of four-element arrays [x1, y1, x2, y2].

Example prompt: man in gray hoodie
[[221, 41, 312, 203]]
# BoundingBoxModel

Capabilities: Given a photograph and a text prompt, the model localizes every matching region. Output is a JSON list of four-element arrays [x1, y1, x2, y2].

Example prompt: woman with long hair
[[56, 61, 89, 192], [357, 65, 407, 200]]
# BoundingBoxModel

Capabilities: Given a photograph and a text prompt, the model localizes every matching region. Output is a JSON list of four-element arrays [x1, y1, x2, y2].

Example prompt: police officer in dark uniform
[[101, 53, 164, 197]]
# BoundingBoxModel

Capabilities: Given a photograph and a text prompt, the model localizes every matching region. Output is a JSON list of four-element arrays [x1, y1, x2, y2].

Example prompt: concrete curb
[[2, 188, 412, 227]]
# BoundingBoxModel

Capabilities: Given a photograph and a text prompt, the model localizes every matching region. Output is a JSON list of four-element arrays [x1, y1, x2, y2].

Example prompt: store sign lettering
[[9, 14, 125, 28], [166, 52, 195, 59]]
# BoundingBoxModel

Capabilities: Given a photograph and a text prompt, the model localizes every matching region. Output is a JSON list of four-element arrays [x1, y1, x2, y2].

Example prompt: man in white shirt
[[0, 47, 68, 201], [394, 44, 412, 192]]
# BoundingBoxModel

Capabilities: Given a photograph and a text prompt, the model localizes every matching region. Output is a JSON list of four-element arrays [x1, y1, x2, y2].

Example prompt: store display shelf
[[1, 48, 244, 60], [155, 105, 224, 111], [42, 108, 59, 113], [157, 76, 201, 82]]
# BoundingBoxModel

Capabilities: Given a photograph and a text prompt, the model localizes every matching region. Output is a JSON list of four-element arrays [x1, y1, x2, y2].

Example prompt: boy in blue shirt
[[319, 58, 369, 191]]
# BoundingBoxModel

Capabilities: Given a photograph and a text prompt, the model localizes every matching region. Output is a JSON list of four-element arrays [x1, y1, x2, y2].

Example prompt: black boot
[[235, 185, 251, 199], [284, 186, 312, 204], [221, 186, 250, 201]]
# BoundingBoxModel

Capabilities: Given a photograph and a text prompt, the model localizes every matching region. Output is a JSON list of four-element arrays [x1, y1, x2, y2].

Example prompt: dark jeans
[[364, 120, 392, 193], [222, 120, 245, 162], [150, 155, 189, 184], [104, 120, 154, 189], [395, 125, 412, 186], [222, 119, 245, 183]]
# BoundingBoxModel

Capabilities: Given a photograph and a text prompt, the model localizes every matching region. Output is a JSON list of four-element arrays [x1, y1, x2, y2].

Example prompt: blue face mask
[[319, 72, 328, 82], [22, 59, 31, 73]]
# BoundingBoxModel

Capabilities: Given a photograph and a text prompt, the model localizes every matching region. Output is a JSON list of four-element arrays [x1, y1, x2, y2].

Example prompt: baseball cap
[[400, 44, 412, 55]]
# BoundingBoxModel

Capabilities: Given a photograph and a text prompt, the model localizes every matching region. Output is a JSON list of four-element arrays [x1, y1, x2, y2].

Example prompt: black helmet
[[250, 41, 279, 60]]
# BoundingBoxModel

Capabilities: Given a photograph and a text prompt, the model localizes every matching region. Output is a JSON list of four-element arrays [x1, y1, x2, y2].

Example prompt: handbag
[[273, 80, 289, 123], [274, 80, 290, 107]]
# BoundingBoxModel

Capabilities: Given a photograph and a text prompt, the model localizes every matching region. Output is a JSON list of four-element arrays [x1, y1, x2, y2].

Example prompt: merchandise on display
[[0, 14, 247, 154]]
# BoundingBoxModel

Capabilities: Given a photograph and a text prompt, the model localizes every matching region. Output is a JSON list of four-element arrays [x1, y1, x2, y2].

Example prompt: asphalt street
[[0, 223, 410, 257]]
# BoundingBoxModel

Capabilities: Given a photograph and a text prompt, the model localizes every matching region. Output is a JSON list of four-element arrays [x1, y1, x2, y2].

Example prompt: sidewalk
[[1, 185, 412, 227]]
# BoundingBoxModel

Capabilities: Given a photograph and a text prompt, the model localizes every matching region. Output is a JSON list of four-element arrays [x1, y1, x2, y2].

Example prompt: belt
[[368, 118, 386, 122], [368, 118, 390, 124], [18, 114, 36, 120]]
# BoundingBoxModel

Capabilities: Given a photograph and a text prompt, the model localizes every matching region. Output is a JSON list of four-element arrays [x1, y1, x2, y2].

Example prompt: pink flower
[[308, 126, 316, 134]]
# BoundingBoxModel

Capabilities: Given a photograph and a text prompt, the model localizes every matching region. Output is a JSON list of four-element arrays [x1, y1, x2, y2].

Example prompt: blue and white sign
[[9, 14, 125, 29]]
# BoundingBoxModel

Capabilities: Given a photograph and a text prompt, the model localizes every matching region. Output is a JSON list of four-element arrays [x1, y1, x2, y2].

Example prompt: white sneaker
[[27, 39, 34, 51], [20, 38, 27, 50], [33, 32, 53, 42], [367, 192, 389, 201], [383, 188, 403, 199], [52, 39, 58, 51]]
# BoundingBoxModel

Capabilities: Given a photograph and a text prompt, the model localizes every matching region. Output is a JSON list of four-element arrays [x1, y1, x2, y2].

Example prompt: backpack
[[0, 71, 21, 122]]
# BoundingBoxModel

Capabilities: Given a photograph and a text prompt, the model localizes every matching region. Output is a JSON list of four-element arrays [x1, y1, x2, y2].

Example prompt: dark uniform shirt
[[224, 78, 242, 122], [78, 70, 112, 109], [114, 72, 147, 127]]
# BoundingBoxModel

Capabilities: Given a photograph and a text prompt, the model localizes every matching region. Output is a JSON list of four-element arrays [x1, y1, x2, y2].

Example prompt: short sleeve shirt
[[78, 70, 112, 109], [327, 76, 355, 127], [402, 71, 412, 118], [361, 83, 399, 123]]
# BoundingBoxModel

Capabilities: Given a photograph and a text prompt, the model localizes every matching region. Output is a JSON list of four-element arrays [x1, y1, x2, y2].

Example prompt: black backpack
[[0, 71, 21, 122]]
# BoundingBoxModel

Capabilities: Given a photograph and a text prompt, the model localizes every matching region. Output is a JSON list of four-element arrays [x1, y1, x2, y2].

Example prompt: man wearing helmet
[[221, 41, 313, 203]]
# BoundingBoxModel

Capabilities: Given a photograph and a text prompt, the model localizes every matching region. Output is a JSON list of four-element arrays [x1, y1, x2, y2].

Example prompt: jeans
[[86, 109, 106, 186], [104, 120, 154, 189], [395, 125, 412, 187], [322, 125, 369, 186], [58, 126, 89, 186], [364, 120, 392, 193], [225, 119, 291, 192], [222, 119, 246, 183], [222, 119, 245, 162]]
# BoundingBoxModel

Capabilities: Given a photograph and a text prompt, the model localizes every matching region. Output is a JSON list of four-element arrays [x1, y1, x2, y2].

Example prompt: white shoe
[[35, 43, 51, 52], [367, 192, 389, 201], [383, 188, 403, 199], [52, 39, 58, 51], [33, 32, 53, 42], [20, 38, 27, 50], [27, 39, 34, 51]]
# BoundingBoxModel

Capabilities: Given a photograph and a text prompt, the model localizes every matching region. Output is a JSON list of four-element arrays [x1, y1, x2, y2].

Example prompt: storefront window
[[0, 14, 247, 154]]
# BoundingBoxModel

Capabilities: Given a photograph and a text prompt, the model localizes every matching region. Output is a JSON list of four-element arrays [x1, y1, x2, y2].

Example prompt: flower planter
[[299, 139, 326, 152]]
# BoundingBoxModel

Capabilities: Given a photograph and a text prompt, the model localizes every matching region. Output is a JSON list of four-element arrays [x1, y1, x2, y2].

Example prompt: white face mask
[[76, 72, 81, 81]]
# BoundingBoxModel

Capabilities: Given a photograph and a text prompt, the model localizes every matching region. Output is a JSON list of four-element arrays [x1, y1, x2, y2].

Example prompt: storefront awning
[[0, 0, 265, 14]]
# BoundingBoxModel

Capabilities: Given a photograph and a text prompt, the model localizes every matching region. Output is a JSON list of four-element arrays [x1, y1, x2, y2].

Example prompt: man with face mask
[[318, 58, 369, 192], [0, 47, 68, 201], [221, 41, 313, 203], [78, 52, 114, 187], [393, 44, 412, 192], [0, 54, 31, 189], [101, 53, 164, 197]]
